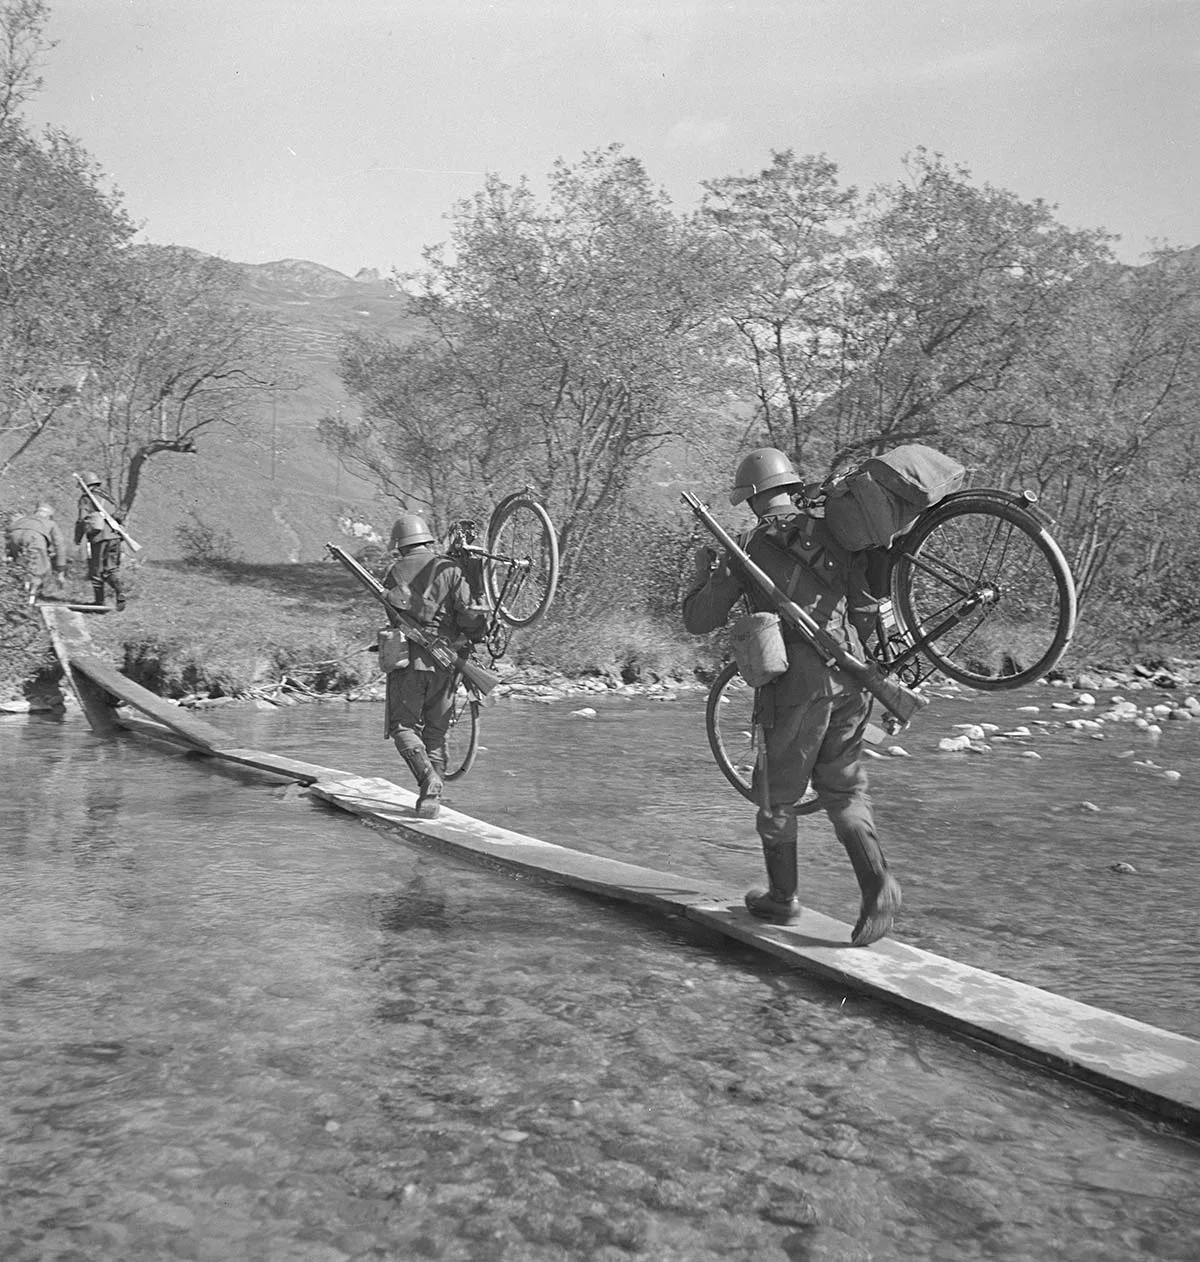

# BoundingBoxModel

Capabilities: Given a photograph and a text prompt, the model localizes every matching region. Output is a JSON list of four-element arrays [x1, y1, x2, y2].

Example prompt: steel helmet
[[729, 448, 802, 506], [389, 512, 434, 550], [80, 471, 103, 487]]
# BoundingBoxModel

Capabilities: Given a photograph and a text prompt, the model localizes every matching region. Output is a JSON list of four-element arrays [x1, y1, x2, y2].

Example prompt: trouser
[[384, 664, 456, 761], [9, 539, 53, 602], [751, 681, 882, 891], [86, 537, 123, 604]]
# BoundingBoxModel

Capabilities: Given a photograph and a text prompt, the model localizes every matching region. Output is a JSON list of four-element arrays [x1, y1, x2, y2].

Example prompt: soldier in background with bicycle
[[380, 513, 490, 819], [683, 447, 903, 947]]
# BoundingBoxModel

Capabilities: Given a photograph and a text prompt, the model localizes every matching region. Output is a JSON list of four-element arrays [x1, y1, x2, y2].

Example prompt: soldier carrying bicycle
[[379, 513, 490, 819], [683, 448, 903, 946]]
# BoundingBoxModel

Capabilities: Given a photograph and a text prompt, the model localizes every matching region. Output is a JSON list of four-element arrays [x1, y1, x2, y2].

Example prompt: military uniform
[[74, 483, 126, 609], [6, 511, 67, 602], [380, 543, 488, 813], [684, 448, 901, 946]]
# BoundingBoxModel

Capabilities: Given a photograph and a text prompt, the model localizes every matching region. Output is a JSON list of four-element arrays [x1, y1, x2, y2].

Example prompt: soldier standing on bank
[[379, 513, 489, 819], [74, 472, 127, 611], [682, 448, 902, 946], [6, 503, 67, 603]]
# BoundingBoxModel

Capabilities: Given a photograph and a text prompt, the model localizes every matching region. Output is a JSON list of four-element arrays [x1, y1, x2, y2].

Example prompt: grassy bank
[[2, 557, 1187, 706], [15, 559, 716, 701]]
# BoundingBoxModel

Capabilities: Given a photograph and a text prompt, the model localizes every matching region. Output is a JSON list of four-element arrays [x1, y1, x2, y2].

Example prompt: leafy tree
[[966, 247, 1200, 607], [0, 123, 134, 475], [699, 150, 858, 471], [702, 148, 1114, 476], [327, 146, 735, 574], [827, 150, 1113, 468]]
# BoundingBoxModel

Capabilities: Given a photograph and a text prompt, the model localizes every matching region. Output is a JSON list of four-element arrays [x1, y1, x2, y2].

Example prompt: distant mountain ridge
[[239, 257, 397, 299], [124, 253, 420, 564]]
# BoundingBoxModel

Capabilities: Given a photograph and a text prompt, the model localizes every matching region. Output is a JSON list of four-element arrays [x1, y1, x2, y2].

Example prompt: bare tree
[[72, 246, 286, 514], [0, 0, 52, 127]]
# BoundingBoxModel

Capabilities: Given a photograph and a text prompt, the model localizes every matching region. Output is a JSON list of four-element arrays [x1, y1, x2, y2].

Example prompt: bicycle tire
[[705, 660, 822, 813], [484, 495, 560, 628], [889, 495, 1076, 690], [707, 660, 758, 801], [443, 685, 481, 781]]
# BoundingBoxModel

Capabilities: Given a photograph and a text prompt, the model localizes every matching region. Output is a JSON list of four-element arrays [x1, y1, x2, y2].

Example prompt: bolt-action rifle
[[73, 473, 142, 553], [681, 491, 927, 729], [325, 542, 501, 698]]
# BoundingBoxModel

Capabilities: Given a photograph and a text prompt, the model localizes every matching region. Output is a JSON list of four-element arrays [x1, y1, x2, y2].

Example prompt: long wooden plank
[[67, 652, 237, 749], [40, 607, 235, 748], [115, 714, 356, 782], [39, 608, 120, 733], [309, 774, 1200, 1129], [114, 713, 354, 782]]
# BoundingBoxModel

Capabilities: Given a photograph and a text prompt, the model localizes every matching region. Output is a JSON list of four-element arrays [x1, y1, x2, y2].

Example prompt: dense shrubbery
[[0, 562, 60, 702], [174, 511, 245, 566]]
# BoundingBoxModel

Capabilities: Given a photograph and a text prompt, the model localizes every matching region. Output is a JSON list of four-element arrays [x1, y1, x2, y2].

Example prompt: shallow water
[[224, 683, 1200, 1039], [1, 688, 1199, 1261]]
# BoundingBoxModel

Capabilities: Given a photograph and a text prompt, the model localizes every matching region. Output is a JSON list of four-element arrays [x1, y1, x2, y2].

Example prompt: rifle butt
[[460, 659, 502, 697], [859, 664, 927, 726]]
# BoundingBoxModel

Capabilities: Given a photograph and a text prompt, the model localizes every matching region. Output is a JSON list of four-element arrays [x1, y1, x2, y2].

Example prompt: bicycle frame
[[443, 523, 523, 660]]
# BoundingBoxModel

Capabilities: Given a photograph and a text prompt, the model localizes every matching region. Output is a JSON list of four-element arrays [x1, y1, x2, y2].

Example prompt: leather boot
[[399, 746, 443, 819], [109, 575, 126, 612], [744, 838, 801, 924], [837, 823, 902, 946], [92, 582, 107, 608]]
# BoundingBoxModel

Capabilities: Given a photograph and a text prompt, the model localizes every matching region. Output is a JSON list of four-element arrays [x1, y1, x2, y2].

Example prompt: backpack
[[821, 444, 966, 552]]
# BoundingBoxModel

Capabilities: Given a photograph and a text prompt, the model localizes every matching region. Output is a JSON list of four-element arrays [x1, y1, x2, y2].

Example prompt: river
[[1, 681, 1198, 1261]]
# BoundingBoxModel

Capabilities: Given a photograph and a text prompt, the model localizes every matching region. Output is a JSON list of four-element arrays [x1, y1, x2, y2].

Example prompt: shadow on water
[[1, 696, 1198, 1260]]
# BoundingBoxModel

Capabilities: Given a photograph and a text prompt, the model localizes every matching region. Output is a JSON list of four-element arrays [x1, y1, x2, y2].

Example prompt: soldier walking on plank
[[682, 448, 902, 946], [379, 513, 489, 819]]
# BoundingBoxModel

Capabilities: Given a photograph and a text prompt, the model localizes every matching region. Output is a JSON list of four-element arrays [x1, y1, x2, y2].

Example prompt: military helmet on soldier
[[729, 448, 802, 506], [389, 512, 434, 551], [81, 471, 103, 487]]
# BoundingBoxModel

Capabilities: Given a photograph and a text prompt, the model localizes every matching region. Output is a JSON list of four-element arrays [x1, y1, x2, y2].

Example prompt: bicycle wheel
[[707, 660, 758, 801], [705, 661, 821, 812], [443, 684, 481, 781], [890, 496, 1076, 690], [484, 495, 560, 628]]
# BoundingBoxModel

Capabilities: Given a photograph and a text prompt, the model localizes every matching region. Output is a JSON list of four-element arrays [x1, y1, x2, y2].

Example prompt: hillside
[[125, 257, 422, 565]]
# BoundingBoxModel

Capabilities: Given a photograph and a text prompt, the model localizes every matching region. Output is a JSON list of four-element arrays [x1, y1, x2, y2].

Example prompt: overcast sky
[[26, 0, 1200, 278]]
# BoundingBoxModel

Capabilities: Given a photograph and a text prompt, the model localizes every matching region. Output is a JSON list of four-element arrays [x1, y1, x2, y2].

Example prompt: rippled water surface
[[2, 684, 1198, 1261]]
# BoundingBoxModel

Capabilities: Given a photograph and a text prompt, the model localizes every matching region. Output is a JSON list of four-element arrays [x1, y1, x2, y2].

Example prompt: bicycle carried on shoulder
[[437, 489, 560, 782], [705, 485, 1077, 804]]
